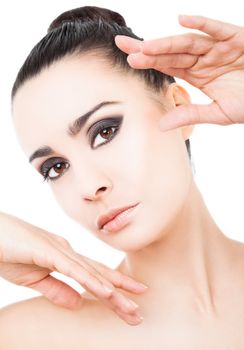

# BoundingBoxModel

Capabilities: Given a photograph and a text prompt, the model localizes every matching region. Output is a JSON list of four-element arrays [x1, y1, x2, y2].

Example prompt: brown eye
[[52, 163, 66, 175], [48, 162, 69, 180], [41, 161, 69, 182], [89, 116, 122, 149], [100, 127, 113, 139], [92, 125, 118, 148]]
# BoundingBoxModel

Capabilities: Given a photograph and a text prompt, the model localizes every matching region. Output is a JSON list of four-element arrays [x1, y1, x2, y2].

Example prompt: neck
[[116, 180, 236, 320]]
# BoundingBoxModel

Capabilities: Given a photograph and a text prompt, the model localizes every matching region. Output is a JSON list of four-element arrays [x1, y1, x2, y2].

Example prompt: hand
[[0, 211, 147, 325], [115, 15, 244, 131]]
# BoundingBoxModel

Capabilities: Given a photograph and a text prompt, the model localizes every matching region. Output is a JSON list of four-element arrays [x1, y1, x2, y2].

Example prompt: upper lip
[[96, 203, 139, 230]]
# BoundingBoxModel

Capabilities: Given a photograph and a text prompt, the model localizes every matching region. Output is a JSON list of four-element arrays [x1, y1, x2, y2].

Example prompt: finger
[[53, 252, 143, 317], [158, 101, 234, 132], [127, 51, 198, 70], [81, 255, 148, 293], [50, 239, 148, 294], [194, 41, 242, 68], [114, 35, 143, 54], [28, 274, 84, 310], [47, 238, 116, 295], [139, 33, 214, 56], [110, 301, 143, 326], [178, 15, 240, 41], [115, 33, 214, 57], [41, 241, 146, 324], [52, 252, 114, 296], [52, 250, 146, 322], [50, 234, 73, 249], [150, 66, 187, 81]]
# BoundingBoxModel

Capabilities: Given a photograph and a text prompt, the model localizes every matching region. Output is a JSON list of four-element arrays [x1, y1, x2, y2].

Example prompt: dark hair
[[11, 5, 191, 160]]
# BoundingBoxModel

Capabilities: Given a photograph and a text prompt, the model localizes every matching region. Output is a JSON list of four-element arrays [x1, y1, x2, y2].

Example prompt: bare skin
[[1, 181, 244, 349], [115, 14, 244, 129], [1, 13, 244, 349], [1, 240, 244, 350], [0, 210, 147, 325]]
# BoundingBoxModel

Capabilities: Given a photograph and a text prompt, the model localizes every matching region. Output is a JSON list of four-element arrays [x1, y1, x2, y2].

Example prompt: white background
[[0, 0, 243, 308]]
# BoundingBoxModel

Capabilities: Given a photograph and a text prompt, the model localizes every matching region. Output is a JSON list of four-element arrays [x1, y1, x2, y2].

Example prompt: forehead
[[13, 54, 132, 115], [12, 54, 151, 155]]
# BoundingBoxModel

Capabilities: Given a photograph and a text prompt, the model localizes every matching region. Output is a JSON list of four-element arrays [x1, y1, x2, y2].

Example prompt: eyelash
[[39, 116, 122, 183]]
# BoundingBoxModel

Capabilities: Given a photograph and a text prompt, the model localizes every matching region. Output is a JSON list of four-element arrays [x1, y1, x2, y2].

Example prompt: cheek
[[48, 127, 192, 252], [142, 132, 192, 231], [100, 131, 193, 252], [50, 187, 80, 223]]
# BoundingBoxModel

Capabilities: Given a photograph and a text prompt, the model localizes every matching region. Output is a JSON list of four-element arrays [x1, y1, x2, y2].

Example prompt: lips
[[96, 203, 139, 230]]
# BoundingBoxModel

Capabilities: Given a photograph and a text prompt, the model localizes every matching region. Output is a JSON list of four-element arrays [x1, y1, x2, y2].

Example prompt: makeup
[[101, 203, 140, 234]]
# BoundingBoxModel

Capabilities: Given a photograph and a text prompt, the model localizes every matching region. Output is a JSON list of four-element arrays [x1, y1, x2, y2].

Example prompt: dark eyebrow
[[29, 100, 122, 163]]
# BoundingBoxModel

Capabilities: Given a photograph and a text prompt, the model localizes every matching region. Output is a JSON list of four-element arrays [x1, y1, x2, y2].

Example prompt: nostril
[[98, 187, 107, 193], [95, 187, 107, 198]]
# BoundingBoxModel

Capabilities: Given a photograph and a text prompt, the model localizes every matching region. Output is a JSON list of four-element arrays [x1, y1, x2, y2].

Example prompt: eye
[[89, 116, 122, 149], [40, 158, 69, 183], [39, 116, 123, 183]]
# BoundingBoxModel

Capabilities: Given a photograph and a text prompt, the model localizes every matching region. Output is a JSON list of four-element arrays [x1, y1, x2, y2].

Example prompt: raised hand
[[115, 15, 244, 131], [0, 211, 147, 325]]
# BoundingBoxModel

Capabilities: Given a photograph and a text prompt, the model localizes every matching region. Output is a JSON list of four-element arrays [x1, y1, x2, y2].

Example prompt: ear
[[164, 83, 194, 140]]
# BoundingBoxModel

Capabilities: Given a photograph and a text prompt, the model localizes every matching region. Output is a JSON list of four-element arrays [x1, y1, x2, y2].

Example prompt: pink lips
[[96, 203, 139, 231]]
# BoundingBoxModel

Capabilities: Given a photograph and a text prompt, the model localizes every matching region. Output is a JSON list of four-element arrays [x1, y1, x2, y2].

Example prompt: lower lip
[[101, 204, 139, 234]]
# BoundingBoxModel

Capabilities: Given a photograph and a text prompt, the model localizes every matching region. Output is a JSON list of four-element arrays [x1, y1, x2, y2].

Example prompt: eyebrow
[[29, 100, 122, 163]]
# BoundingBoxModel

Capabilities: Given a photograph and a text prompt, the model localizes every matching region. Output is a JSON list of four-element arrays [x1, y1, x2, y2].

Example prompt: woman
[[1, 5, 244, 348]]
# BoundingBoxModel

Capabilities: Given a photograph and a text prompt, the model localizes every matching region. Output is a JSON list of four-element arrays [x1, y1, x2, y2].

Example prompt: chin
[[98, 220, 169, 253]]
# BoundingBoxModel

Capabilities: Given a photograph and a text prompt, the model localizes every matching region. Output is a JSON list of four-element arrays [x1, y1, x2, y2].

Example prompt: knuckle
[[151, 56, 162, 69], [103, 292, 114, 301], [103, 268, 122, 285], [62, 261, 79, 277], [55, 235, 71, 247], [172, 54, 180, 67], [111, 270, 124, 284], [81, 275, 99, 292], [60, 238, 71, 248], [168, 37, 173, 53], [216, 42, 231, 53], [232, 30, 244, 47], [186, 35, 196, 52]]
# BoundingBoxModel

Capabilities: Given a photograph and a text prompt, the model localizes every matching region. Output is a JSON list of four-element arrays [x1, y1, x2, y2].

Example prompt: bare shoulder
[[0, 292, 118, 350]]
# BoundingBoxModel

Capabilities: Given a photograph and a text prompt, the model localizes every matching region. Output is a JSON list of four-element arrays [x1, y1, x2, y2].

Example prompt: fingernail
[[134, 314, 144, 323], [103, 285, 114, 294], [137, 283, 149, 290], [129, 53, 140, 59], [129, 299, 139, 309]]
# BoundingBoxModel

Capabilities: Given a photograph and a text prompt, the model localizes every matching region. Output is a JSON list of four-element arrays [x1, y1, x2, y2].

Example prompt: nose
[[84, 186, 109, 201], [71, 154, 112, 201], [73, 162, 112, 201]]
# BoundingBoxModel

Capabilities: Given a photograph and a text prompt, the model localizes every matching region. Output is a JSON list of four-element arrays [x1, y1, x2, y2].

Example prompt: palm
[[115, 15, 244, 129]]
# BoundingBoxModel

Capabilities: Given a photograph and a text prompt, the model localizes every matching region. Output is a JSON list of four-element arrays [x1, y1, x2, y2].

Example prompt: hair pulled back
[[11, 5, 191, 159]]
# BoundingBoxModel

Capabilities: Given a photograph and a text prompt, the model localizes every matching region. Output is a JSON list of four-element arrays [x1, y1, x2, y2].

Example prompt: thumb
[[159, 101, 230, 131], [29, 274, 84, 310]]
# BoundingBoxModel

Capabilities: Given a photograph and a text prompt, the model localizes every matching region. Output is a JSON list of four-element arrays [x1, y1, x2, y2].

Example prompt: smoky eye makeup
[[87, 115, 123, 148], [37, 115, 124, 183]]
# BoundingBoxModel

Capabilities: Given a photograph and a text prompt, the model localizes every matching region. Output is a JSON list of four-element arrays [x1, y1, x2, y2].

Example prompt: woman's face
[[12, 54, 194, 252]]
